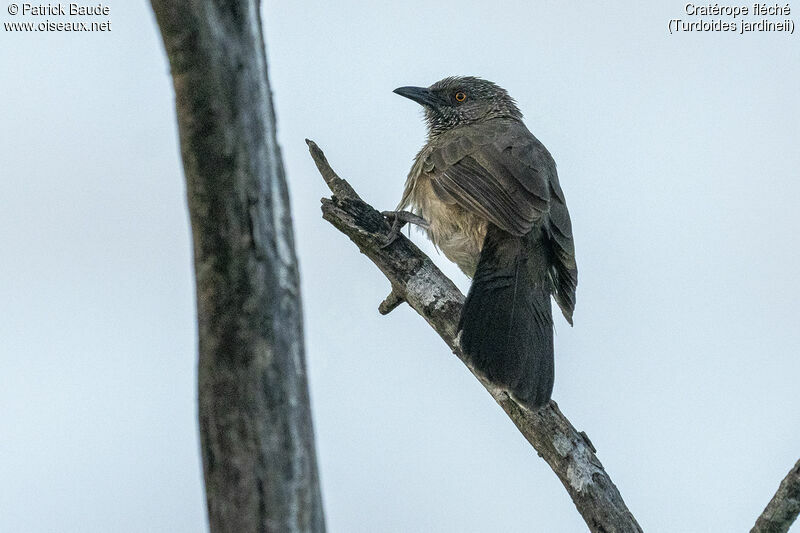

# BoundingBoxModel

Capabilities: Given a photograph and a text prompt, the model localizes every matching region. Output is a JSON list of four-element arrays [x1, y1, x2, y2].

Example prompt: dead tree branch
[[150, 2, 325, 531], [751, 458, 800, 533], [306, 139, 642, 533]]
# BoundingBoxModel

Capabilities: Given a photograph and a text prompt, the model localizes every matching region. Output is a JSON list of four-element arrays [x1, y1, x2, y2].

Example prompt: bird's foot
[[381, 210, 429, 248]]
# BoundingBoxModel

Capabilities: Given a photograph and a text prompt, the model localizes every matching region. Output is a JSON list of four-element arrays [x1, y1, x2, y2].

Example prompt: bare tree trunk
[[150, 2, 325, 532]]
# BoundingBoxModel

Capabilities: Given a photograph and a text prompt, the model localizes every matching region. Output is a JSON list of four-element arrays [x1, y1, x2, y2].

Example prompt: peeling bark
[[150, 2, 325, 532], [306, 139, 641, 533]]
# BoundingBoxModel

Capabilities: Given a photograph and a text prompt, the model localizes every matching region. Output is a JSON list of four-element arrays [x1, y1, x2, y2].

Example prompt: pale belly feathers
[[410, 178, 486, 278]]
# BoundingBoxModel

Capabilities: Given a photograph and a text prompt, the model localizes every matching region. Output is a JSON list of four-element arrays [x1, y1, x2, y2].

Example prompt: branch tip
[[751, 457, 800, 533], [305, 139, 360, 200], [379, 290, 405, 315]]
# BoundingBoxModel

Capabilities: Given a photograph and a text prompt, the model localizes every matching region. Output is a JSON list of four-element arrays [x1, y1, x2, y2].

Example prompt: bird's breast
[[410, 177, 486, 278]]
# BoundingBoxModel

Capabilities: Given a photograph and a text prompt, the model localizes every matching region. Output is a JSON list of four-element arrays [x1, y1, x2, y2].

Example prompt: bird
[[388, 76, 577, 410]]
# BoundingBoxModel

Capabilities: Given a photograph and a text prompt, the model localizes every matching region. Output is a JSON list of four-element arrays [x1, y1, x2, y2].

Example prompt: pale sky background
[[1, 1, 799, 532]]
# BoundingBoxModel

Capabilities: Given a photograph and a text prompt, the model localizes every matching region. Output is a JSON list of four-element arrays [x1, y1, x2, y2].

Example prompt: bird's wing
[[547, 172, 578, 324], [424, 119, 578, 322], [423, 119, 551, 236]]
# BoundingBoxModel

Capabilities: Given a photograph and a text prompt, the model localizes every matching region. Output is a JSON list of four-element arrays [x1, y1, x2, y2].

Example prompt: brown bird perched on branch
[[387, 76, 577, 410]]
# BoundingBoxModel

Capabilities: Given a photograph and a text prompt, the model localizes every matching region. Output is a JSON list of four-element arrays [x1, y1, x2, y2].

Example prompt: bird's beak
[[393, 86, 437, 107]]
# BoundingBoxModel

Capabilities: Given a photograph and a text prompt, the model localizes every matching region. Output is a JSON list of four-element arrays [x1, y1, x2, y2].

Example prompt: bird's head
[[394, 76, 522, 137]]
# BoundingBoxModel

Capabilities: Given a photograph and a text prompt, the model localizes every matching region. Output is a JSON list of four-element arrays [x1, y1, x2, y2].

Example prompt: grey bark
[[306, 140, 642, 533], [150, 2, 325, 532], [752, 458, 800, 533]]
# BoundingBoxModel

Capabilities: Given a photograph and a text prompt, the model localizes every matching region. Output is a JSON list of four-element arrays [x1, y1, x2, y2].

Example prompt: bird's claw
[[381, 211, 404, 248], [380, 210, 429, 248]]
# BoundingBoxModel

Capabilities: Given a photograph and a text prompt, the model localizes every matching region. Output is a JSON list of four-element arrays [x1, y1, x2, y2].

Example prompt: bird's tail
[[459, 227, 554, 410]]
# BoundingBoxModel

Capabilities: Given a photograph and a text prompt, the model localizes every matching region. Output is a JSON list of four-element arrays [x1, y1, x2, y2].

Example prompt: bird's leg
[[381, 210, 429, 248], [382, 210, 429, 229]]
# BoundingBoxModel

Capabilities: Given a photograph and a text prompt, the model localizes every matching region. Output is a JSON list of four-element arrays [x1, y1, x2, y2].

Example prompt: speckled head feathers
[[394, 76, 522, 136]]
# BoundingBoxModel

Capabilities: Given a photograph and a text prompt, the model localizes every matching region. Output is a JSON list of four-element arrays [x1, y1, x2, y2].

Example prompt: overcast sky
[[1, 1, 798, 532]]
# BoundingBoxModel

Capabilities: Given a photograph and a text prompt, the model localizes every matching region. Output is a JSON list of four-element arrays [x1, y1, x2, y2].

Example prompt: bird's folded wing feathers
[[424, 120, 552, 237], [424, 119, 578, 322]]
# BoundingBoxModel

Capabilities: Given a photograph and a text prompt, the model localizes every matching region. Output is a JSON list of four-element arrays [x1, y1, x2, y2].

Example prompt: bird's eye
[[455, 91, 467, 102]]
